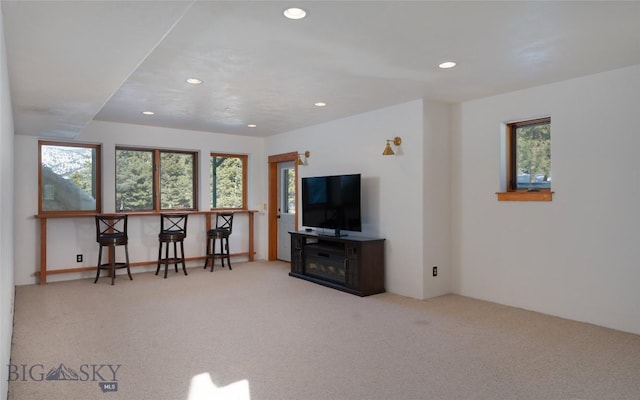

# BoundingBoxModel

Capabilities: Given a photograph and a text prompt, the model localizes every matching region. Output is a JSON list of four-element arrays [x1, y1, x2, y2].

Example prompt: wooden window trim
[[38, 140, 102, 214], [497, 117, 552, 202], [210, 152, 248, 210], [116, 146, 198, 212], [496, 190, 553, 201]]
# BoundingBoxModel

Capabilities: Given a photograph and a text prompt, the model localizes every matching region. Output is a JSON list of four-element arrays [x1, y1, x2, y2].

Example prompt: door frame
[[268, 152, 299, 260]]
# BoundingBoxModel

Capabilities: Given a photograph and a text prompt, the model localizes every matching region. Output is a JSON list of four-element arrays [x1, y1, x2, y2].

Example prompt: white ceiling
[[3, 1, 640, 139]]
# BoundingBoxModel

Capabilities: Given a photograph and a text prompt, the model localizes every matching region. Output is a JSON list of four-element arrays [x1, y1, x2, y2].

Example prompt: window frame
[[38, 140, 102, 215], [497, 116, 553, 201], [210, 152, 248, 210], [115, 146, 199, 212]]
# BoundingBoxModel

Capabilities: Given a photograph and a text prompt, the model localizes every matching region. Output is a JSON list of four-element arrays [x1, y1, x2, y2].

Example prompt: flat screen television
[[301, 173, 361, 237]]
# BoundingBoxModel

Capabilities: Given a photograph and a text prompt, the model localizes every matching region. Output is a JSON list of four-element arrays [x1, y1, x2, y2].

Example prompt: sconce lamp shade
[[382, 141, 395, 155], [382, 137, 402, 155]]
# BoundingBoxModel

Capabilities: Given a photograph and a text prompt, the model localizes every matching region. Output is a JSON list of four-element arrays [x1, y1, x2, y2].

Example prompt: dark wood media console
[[289, 231, 385, 296]]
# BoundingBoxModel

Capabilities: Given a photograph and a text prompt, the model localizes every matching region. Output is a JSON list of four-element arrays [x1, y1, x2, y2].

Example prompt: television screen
[[301, 174, 361, 236]]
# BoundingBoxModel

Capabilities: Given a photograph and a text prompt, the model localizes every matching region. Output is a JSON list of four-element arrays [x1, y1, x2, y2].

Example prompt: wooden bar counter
[[34, 210, 258, 284]]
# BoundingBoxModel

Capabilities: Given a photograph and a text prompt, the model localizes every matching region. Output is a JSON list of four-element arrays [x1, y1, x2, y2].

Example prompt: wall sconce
[[382, 137, 402, 155], [296, 150, 310, 166]]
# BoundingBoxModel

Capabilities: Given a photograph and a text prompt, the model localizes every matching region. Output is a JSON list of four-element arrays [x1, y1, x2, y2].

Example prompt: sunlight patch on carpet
[[187, 373, 250, 400]]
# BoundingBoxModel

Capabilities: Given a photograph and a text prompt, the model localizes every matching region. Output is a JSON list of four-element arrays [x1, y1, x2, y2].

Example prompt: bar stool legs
[[157, 237, 187, 278], [156, 213, 189, 279], [95, 244, 132, 285], [204, 233, 232, 271], [204, 212, 234, 272]]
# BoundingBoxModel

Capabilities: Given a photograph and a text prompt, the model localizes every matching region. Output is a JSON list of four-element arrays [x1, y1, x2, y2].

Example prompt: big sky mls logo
[[8, 362, 121, 393]]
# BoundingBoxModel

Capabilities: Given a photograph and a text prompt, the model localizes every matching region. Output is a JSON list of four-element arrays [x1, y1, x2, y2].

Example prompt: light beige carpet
[[8, 261, 640, 400]]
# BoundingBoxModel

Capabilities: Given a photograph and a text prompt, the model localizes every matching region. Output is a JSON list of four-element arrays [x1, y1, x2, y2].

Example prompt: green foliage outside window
[[515, 120, 551, 189], [116, 150, 153, 211], [211, 155, 245, 209], [116, 148, 196, 211], [284, 167, 295, 214], [161, 152, 195, 209]]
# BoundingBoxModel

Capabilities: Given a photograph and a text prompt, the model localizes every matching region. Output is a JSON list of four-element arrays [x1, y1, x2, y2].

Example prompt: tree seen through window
[[211, 154, 247, 209]]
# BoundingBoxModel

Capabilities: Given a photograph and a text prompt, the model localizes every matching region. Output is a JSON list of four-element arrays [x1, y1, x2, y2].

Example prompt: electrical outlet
[[432, 266, 438, 277], [76, 254, 83, 263]]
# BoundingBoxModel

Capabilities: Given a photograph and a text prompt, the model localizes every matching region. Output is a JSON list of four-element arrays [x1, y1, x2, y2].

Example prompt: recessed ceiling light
[[439, 61, 457, 69], [314, 102, 327, 107], [247, 124, 257, 128], [284, 7, 306, 19], [142, 111, 155, 115], [186, 78, 203, 85]]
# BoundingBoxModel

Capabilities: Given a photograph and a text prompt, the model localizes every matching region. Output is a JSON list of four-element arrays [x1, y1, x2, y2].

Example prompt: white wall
[[265, 100, 439, 299], [13, 121, 268, 285], [452, 64, 640, 334], [422, 101, 452, 299], [0, 9, 15, 400]]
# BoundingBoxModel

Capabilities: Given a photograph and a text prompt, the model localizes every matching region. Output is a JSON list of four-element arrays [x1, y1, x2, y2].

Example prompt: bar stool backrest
[[160, 213, 188, 237], [215, 212, 234, 235], [95, 214, 128, 245]]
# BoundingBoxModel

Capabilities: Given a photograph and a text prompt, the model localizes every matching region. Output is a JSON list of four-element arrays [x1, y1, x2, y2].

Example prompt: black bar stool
[[94, 214, 132, 285], [156, 213, 188, 278], [204, 212, 234, 271]]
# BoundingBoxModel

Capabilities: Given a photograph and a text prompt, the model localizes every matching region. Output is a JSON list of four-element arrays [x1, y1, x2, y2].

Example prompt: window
[[509, 118, 551, 190], [282, 166, 295, 214], [39, 141, 101, 214], [210, 153, 247, 209], [116, 147, 197, 211], [499, 117, 552, 201]]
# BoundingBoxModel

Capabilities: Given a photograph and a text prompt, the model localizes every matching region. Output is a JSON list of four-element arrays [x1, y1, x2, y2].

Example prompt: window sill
[[496, 191, 553, 202]]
